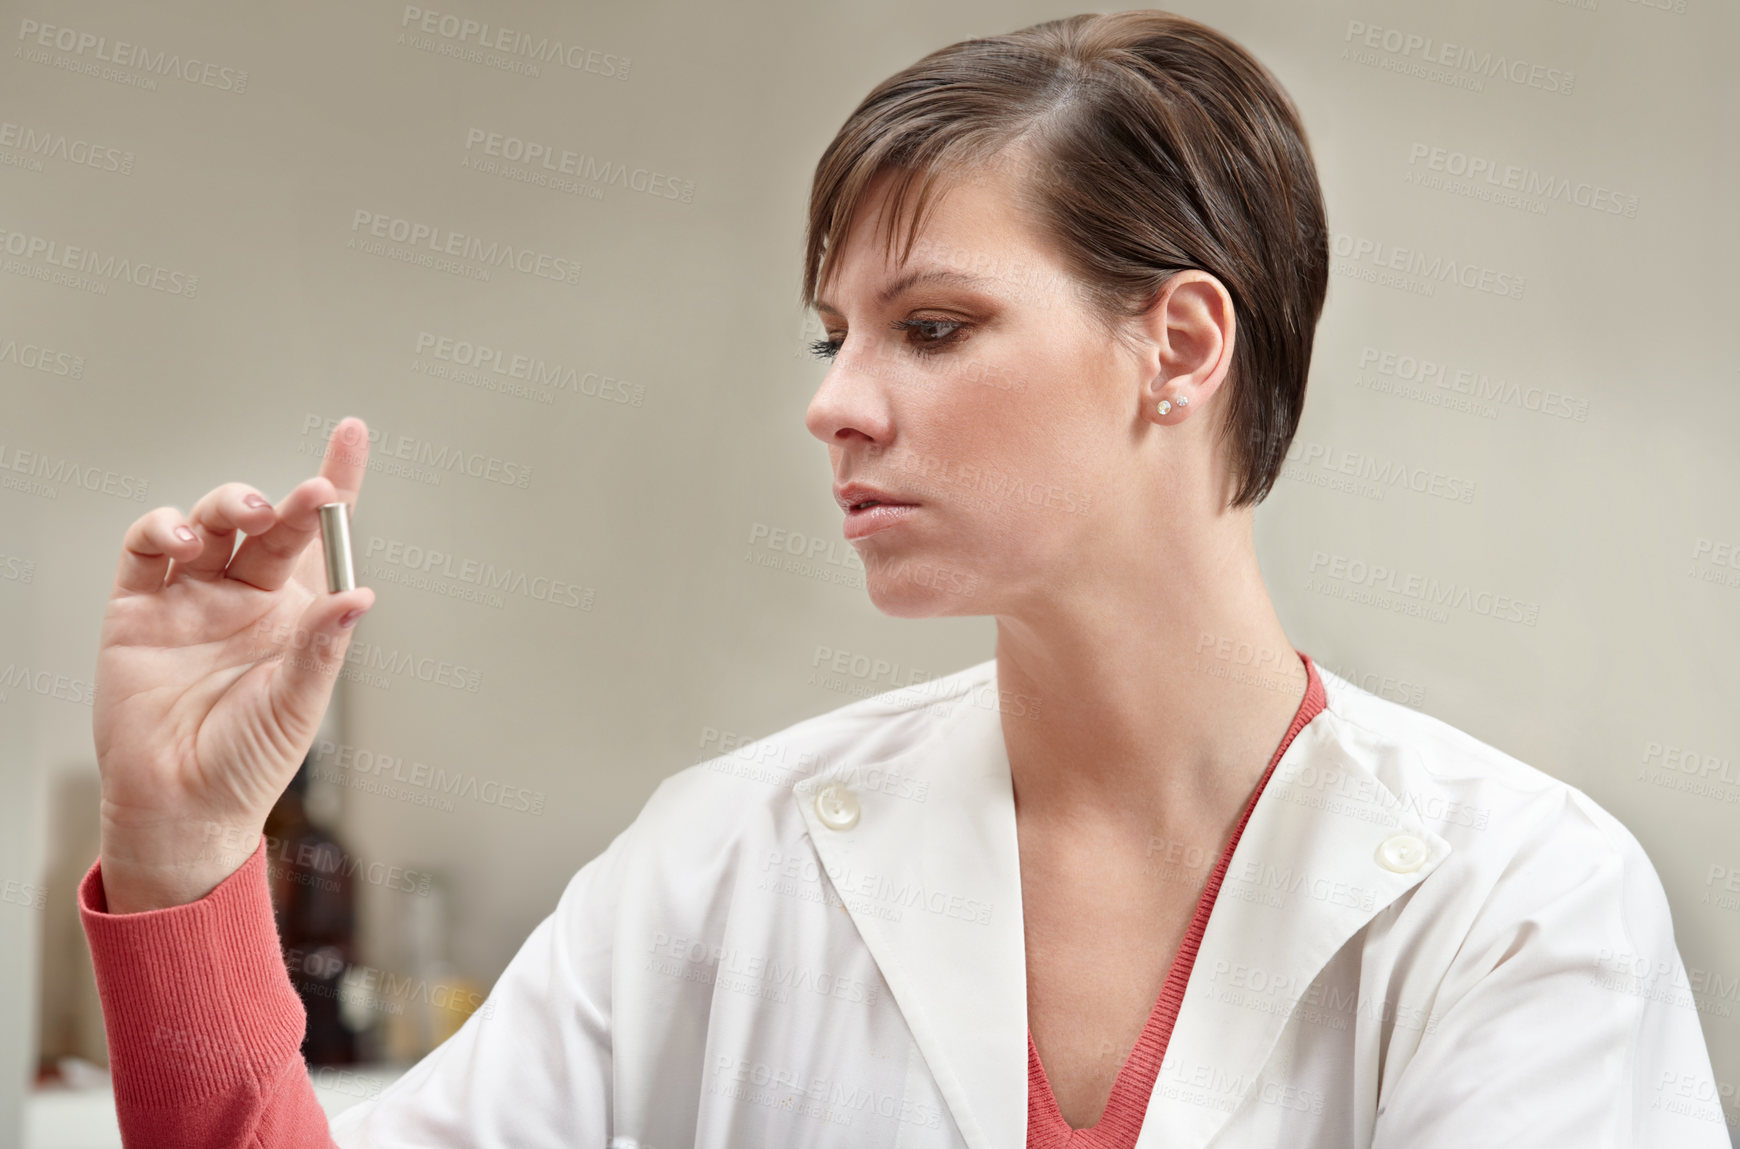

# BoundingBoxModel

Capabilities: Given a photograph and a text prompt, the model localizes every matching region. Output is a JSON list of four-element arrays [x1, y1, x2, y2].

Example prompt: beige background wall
[[2, 0, 1735, 1140]]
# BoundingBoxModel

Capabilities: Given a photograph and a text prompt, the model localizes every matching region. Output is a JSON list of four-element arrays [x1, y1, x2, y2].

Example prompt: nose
[[804, 343, 893, 450]]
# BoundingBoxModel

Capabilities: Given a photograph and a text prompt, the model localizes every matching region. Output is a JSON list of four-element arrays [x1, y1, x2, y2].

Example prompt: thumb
[[269, 588, 375, 735]]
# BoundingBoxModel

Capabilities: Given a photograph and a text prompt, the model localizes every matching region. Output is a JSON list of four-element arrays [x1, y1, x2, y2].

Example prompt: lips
[[834, 482, 920, 540], [834, 482, 918, 513], [840, 500, 918, 540]]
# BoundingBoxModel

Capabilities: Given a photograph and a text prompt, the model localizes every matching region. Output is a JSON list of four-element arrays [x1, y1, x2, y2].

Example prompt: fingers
[[114, 507, 205, 595], [223, 475, 340, 593], [318, 416, 370, 518], [281, 416, 369, 596], [109, 415, 371, 598], [266, 586, 376, 739], [165, 482, 281, 582]]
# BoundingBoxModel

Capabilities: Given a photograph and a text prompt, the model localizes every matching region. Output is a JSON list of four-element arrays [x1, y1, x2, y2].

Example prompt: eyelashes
[[809, 317, 969, 362], [894, 318, 967, 356]]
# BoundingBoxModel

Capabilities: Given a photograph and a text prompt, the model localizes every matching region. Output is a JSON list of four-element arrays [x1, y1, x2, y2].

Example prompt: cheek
[[966, 434, 1097, 539], [906, 332, 1116, 506], [929, 356, 1061, 456], [883, 380, 1006, 490]]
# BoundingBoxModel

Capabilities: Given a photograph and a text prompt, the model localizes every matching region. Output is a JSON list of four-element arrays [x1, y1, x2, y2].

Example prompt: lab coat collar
[[792, 661, 1452, 1149]]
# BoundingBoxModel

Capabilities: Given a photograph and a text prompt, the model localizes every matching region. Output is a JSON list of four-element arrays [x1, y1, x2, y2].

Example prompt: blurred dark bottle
[[262, 751, 360, 1065]]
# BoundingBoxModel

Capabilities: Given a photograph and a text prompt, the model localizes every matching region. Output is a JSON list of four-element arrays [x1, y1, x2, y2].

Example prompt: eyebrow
[[814, 267, 997, 316]]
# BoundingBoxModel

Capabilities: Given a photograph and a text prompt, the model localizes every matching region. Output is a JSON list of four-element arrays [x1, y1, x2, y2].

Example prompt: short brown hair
[[802, 10, 1329, 508]]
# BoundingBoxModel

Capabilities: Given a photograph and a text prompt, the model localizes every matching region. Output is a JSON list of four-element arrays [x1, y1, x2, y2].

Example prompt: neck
[[994, 523, 1306, 842]]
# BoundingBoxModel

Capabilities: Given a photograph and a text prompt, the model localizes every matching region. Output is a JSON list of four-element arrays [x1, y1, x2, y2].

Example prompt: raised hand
[[92, 417, 377, 912]]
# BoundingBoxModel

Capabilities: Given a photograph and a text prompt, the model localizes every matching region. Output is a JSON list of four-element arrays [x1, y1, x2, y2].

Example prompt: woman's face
[[805, 163, 1170, 620]]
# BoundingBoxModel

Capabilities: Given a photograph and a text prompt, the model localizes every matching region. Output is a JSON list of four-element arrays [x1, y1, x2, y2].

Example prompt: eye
[[892, 317, 967, 355], [806, 316, 969, 362]]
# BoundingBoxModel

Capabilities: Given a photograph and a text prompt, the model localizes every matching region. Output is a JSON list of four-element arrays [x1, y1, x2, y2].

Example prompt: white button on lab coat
[[328, 659, 1727, 1148]]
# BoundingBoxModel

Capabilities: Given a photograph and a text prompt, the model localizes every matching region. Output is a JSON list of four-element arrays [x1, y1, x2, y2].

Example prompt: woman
[[79, 11, 1723, 1148]]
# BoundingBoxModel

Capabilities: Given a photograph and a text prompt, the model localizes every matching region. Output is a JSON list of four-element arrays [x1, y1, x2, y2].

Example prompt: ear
[[1137, 271, 1237, 423]]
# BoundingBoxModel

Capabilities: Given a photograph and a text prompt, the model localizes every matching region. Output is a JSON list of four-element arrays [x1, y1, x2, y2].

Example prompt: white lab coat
[[327, 658, 1728, 1148]]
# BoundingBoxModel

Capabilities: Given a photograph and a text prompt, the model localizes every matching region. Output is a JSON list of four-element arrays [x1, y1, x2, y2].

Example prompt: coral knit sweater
[[78, 653, 1325, 1148]]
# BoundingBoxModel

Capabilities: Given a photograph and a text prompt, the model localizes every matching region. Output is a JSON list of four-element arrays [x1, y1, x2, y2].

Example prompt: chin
[[861, 556, 985, 618], [866, 586, 954, 619]]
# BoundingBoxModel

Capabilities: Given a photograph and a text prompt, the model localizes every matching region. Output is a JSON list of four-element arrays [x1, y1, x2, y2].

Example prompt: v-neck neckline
[[1024, 650, 1327, 1147]]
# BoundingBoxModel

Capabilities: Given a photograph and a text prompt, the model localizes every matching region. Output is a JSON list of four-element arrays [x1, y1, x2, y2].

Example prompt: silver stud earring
[[1176, 395, 1189, 408], [1156, 399, 1171, 416]]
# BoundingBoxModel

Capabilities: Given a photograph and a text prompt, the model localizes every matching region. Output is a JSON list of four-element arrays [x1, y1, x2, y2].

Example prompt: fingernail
[[174, 526, 197, 542], [244, 494, 270, 509], [338, 608, 366, 628]]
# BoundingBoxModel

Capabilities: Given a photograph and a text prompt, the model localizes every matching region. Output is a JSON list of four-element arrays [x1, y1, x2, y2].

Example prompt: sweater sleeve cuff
[[78, 836, 309, 1110]]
